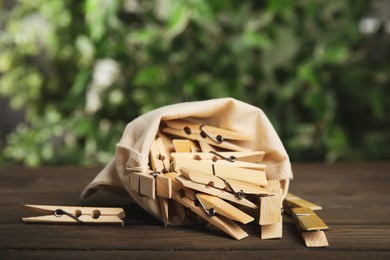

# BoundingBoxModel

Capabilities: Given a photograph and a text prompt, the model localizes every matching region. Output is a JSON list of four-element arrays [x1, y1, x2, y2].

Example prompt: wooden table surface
[[0, 162, 389, 259]]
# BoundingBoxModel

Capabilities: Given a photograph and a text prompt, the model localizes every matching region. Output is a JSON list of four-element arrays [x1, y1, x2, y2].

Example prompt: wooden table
[[1, 163, 389, 259]]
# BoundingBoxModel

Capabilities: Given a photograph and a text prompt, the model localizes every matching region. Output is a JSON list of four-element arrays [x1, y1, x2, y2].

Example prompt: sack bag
[[81, 98, 293, 225]]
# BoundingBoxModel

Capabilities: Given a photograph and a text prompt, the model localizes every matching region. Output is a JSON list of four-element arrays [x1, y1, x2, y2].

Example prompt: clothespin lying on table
[[162, 119, 253, 151], [284, 193, 329, 247], [284, 193, 322, 211], [22, 205, 125, 225]]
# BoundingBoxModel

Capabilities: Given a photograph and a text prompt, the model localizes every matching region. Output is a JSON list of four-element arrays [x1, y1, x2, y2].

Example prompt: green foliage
[[0, 0, 389, 166]]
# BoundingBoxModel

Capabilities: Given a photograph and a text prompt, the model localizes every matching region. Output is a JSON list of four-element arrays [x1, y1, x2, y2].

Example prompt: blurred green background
[[0, 0, 389, 167]]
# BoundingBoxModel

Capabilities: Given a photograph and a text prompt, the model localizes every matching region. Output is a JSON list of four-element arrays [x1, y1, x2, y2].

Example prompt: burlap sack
[[81, 98, 293, 223]]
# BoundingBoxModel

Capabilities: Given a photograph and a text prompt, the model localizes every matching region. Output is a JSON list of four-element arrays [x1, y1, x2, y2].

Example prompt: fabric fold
[[81, 97, 293, 224]]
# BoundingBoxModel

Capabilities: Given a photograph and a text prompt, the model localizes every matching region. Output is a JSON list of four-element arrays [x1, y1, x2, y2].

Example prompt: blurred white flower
[[85, 59, 120, 113], [359, 17, 380, 34]]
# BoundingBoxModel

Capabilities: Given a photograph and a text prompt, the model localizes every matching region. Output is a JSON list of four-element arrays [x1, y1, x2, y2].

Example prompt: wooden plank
[[3, 250, 390, 259], [2, 222, 390, 251], [1, 163, 390, 256]]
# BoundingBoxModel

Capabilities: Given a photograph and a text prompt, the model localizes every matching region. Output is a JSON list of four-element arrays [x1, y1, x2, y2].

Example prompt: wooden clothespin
[[284, 193, 322, 212], [172, 151, 265, 163], [129, 172, 156, 199], [22, 205, 125, 225], [175, 175, 258, 209], [171, 190, 249, 240], [180, 167, 269, 195], [171, 152, 266, 170], [162, 119, 251, 151], [149, 137, 174, 226], [148, 139, 173, 199], [259, 180, 283, 239], [290, 207, 329, 247], [284, 193, 329, 247], [196, 193, 254, 224], [173, 158, 268, 186], [150, 137, 171, 173], [291, 207, 329, 231]]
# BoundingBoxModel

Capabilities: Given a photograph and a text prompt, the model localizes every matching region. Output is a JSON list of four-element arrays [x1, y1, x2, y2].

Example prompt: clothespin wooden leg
[[129, 172, 156, 199], [259, 189, 283, 239], [261, 222, 283, 240], [155, 174, 172, 227], [284, 194, 329, 248], [158, 198, 169, 227], [301, 230, 329, 247], [156, 175, 172, 199]]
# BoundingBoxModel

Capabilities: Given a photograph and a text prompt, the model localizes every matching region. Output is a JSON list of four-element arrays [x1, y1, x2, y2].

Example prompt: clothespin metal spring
[[54, 209, 83, 224], [182, 124, 224, 144], [195, 194, 216, 217], [211, 164, 246, 200], [199, 125, 224, 144], [209, 151, 236, 162]]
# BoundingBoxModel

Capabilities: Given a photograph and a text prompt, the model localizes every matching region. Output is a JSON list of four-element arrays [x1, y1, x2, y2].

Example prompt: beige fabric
[[81, 98, 293, 222]]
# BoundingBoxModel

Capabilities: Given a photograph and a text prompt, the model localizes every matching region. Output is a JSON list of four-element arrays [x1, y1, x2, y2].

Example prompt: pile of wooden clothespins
[[133, 118, 329, 247], [23, 118, 329, 247]]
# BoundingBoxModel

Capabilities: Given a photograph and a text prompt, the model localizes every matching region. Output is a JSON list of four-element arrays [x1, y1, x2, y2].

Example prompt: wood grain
[[0, 163, 389, 258]]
